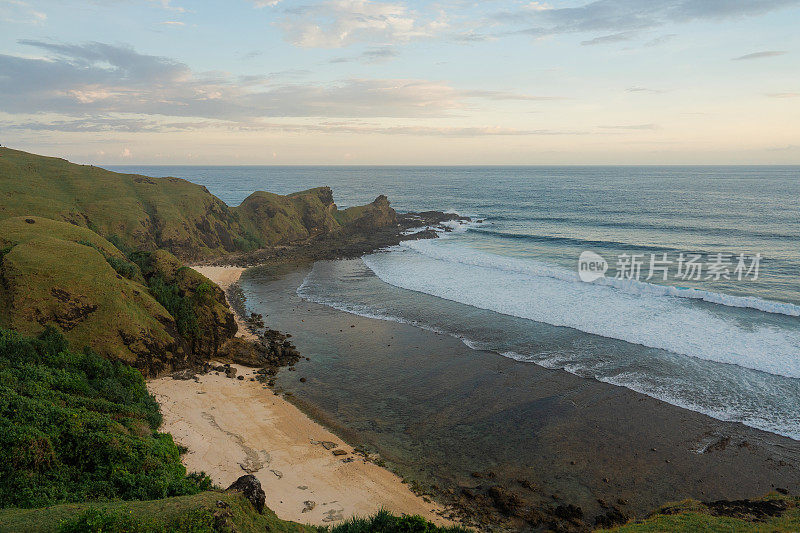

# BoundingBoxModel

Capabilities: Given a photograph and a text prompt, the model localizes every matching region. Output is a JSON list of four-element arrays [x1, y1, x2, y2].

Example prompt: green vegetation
[[147, 276, 199, 339], [602, 495, 800, 533], [318, 509, 469, 533], [0, 216, 178, 370], [0, 217, 236, 373], [0, 147, 245, 259], [0, 492, 315, 533], [0, 327, 209, 509], [0, 147, 396, 260], [0, 498, 466, 533]]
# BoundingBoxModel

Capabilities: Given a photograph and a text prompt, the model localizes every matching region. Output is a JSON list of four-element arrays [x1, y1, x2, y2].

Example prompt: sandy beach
[[192, 266, 256, 341], [242, 261, 800, 528], [147, 265, 450, 526]]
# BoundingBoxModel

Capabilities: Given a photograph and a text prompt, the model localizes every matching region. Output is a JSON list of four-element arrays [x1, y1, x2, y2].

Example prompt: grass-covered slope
[[237, 187, 341, 245], [0, 147, 247, 259], [0, 147, 397, 260], [0, 217, 235, 374], [0, 327, 209, 510], [602, 495, 799, 532], [0, 492, 314, 533]]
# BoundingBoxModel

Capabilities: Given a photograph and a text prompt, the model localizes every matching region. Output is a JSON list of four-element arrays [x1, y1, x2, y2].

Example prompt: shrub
[[76, 240, 141, 280], [0, 327, 211, 508], [147, 276, 199, 339], [319, 509, 471, 533]]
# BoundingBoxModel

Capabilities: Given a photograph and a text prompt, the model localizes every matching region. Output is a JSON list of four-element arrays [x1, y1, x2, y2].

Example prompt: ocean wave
[[397, 239, 799, 317], [499, 350, 800, 440], [469, 228, 689, 254], [483, 216, 799, 241], [361, 240, 800, 378]]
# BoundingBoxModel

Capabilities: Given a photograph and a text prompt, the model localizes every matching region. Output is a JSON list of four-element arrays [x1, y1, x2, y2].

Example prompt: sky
[[1, 0, 799, 165]]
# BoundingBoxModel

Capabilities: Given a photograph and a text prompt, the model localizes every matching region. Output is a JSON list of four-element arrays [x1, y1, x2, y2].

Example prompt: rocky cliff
[[0, 147, 398, 260], [0, 147, 399, 373]]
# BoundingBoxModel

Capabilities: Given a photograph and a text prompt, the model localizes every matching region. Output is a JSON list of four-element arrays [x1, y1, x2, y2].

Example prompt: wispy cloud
[[0, 0, 46, 24], [767, 92, 800, 98], [330, 46, 399, 64], [275, 0, 448, 48], [627, 86, 664, 94], [0, 40, 557, 132], [599, 123, 658, 130], [732, 50, 787, 61], [2, 117, 586, 137], [643, 34, 676, 47], [581, 31, 638, 46], [500, 0, 800, 44]]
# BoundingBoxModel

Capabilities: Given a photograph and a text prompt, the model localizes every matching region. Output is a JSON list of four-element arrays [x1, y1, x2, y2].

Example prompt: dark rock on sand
[[302, 500, 316, 513], [704, 499, 788, 520], [488, 485, 522, 516], [554, 503, 583, 521], [594, 506, 629, 528], [226, 474, 266, 514]]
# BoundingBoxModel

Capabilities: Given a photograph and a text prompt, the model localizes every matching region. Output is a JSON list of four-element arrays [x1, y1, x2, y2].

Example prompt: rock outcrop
[[226, 475, 266, 514]]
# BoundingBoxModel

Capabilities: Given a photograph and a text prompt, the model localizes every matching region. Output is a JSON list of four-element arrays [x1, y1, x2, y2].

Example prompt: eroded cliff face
[[0, 217, 237, 376]]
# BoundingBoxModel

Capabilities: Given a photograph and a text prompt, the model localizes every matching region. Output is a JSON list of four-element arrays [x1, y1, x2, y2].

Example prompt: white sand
[[192, 265, 255, 341], [146, 266, 451, 526]]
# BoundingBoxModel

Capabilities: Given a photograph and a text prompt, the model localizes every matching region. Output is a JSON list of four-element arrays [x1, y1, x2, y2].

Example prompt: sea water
[[110, 165, 800, 439]]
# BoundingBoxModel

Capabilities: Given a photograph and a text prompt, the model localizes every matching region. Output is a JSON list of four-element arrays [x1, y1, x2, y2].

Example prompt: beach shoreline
[[242, 260, 800, 531], [148, 265, 455, 527]]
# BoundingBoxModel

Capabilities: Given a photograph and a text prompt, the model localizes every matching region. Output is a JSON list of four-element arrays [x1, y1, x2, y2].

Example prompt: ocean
[[111, 165, 800, 440]]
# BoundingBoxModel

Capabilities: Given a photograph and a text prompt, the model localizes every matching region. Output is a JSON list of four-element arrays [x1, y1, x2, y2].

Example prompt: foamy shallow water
[[299, 255, 800, 440]]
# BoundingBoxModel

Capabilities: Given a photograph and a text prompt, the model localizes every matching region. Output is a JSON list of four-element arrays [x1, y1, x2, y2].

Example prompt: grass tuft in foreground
[[317, 509, 470, 533]]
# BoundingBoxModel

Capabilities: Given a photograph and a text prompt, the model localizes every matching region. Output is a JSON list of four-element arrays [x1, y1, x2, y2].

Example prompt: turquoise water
[[110, 165, 800, 438]]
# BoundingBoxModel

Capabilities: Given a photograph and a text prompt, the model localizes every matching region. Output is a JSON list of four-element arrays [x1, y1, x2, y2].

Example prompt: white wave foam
[[362, 241, 800, 378], [397, 239, 800, 317]]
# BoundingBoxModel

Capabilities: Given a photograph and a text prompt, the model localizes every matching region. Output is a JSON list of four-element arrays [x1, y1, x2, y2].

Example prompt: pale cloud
[[644, 34, 676, 47], [501, 0, 800, 42], [148, 0, 186, 13], [0, 40, 556, 132], [581, 31, 638, 46], [0, 0, 46, 24], [767, 92, 800, 98], [2, 117, 585, 137], [330, 46, 399, 64], [277, 0, 448, 48], [159, 20, 185, 26], [599, 123, 658, 130], [627, 86, 664, 94], [732, 51, 787, 61]]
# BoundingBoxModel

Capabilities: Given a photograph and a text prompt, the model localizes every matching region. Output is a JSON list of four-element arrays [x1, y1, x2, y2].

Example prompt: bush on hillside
[[0, 327, 210, 508], [319, 509, 471, 533]]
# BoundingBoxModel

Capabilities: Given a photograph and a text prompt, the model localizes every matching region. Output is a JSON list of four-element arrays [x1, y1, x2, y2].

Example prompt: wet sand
[[241, 262, 800, 528]]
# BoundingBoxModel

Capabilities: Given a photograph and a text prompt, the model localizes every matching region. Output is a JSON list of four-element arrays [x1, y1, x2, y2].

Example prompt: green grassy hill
[[0, 217, 235, 374], [0, 492, 314, 533], [0, 147, 397, 260], [601, 495, 799, 532]]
